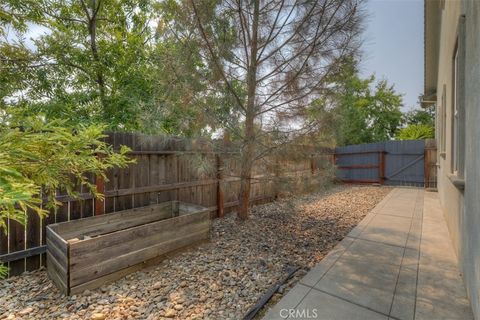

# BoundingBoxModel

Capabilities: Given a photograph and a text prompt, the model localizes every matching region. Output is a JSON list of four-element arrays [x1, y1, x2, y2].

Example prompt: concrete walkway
[[264, 188, 473, 320]]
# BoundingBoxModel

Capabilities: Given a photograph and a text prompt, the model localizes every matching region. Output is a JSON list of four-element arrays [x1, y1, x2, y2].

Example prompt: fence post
[[216, 154, 225, 218], [424, 146, 429, 188], [378, 151, 386, 185]]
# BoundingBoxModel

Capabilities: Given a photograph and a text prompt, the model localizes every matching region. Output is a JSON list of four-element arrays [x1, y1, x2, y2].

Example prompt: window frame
[[452, 42, 459, 174], [448, 15, 466, 190], [440, 85, 446, 157]]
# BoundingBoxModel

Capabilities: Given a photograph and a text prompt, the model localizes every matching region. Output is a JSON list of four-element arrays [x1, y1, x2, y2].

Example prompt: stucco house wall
[[426, 0, 480, 318], [434, 0, 463, 257], [462, 0, 480, 317]]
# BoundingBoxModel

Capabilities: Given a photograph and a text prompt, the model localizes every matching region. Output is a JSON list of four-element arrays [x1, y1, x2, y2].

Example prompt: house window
[[452, 46, 459, 174], [440, 85, 446, 155], [450, 15, 466, 181]]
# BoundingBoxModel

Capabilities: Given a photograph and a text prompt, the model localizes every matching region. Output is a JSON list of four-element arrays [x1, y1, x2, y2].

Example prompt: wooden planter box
[[46, 201, 211, 295]]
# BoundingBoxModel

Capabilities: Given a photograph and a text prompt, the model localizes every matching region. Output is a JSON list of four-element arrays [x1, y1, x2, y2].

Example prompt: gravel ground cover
[[0, 185, 391, 320]]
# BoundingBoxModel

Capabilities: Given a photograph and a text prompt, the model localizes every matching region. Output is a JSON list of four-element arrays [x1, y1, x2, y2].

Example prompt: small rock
[[91, 313, 106, 320], [18, 307, 34, 316], [164, 309, 177, 318], [174, 304, 183, 311]]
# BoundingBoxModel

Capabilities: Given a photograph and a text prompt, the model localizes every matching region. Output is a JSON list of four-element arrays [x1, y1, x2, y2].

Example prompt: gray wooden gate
[[335, 140, 428, 187]]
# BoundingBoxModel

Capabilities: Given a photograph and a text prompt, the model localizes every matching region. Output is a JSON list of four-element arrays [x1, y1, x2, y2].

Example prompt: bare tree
[[190, 0, 365, 219]]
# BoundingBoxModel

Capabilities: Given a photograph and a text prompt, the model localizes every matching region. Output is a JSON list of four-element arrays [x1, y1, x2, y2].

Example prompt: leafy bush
[[0, 264, 7, 278], [0, 118, 132, 278], [396, 124, 434, 140]]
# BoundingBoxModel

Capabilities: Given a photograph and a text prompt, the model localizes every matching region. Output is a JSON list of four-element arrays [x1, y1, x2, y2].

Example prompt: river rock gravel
[[0, 185, 391, 320]]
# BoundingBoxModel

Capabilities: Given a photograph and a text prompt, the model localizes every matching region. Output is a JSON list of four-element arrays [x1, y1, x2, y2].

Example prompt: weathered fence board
[[0, 132, 333, 277]]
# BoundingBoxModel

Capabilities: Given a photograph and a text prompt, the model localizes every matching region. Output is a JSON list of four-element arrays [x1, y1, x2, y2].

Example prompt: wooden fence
[[0, 132, 333, 277], [335, 139, 437, 188]]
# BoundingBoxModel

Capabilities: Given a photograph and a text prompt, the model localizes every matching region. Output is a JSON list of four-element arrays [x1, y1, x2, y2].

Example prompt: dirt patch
[[0, 185, 391, 320]]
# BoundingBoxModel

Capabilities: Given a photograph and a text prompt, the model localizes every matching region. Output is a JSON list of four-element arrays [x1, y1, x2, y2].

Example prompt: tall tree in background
[[1, 0, 230, 135], [1, 0, 158, 129], [403, 107, 434, 127], [191, 0, 365, 219], [147, 0, 239, 136], [332, 60, 403, 146]]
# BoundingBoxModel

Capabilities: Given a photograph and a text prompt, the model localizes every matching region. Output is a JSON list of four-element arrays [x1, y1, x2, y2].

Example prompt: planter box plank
[[47, 253, 68, 294], [69, 208, 209, 258], [71, 229, 209, 287], [46, 227, 68, 253], [45, 239, 68, 274], [56, 202, 175, 240], [69, 254, 170, 295], [47, 251, 67, 279], [69, 215, 209, 274], [46, 201, 211, 294], [45, 235, 67, 262]]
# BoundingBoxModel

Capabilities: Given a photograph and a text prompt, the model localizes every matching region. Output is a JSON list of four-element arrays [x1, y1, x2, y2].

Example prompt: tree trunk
[[238, 167, 252, 219], [237, 115, 254, 220], [237, 0, 259, 220], [87, 0, 107, 108]]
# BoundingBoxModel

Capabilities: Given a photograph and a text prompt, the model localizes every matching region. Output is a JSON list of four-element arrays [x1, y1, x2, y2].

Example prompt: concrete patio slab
[[340, 239, 404, 266], [294, 289, 388, 320], [314, 255, 400, 314], [374, 207, 415, 218], [390, 265, 417, 320], [299, 237, 355, 287], [357, 214, 412, 247], [263, 284, 312, 320], [415, 192, 473, 320], [263, 188, 474, 320]]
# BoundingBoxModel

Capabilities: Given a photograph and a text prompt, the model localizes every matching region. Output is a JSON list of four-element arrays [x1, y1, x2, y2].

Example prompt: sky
[[360, 0, 424, 111]]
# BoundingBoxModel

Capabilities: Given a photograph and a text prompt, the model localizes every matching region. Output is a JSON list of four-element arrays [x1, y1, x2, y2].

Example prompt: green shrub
[[0, 117, 132, 278], [396, 124, 434, 140]]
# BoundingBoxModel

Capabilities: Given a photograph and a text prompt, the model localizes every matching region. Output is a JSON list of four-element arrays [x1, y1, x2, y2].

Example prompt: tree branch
[[190, 0, 246, 112]]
